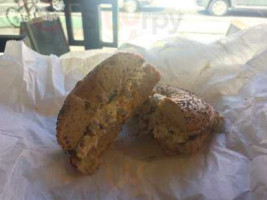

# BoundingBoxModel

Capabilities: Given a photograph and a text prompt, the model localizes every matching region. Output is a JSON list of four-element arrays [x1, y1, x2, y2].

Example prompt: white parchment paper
[[1, 24, 267, 200]]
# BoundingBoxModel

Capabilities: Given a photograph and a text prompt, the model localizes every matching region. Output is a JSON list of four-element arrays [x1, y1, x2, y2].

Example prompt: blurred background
[[0, 0, 267, 53]]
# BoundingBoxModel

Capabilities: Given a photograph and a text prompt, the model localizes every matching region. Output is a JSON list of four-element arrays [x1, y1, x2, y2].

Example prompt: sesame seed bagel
[[56, 52, 160, 174], [131, 84, 223, 155]]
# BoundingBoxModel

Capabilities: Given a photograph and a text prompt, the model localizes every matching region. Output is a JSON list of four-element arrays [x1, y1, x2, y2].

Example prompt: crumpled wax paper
[[1, 24, 267, 200]]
